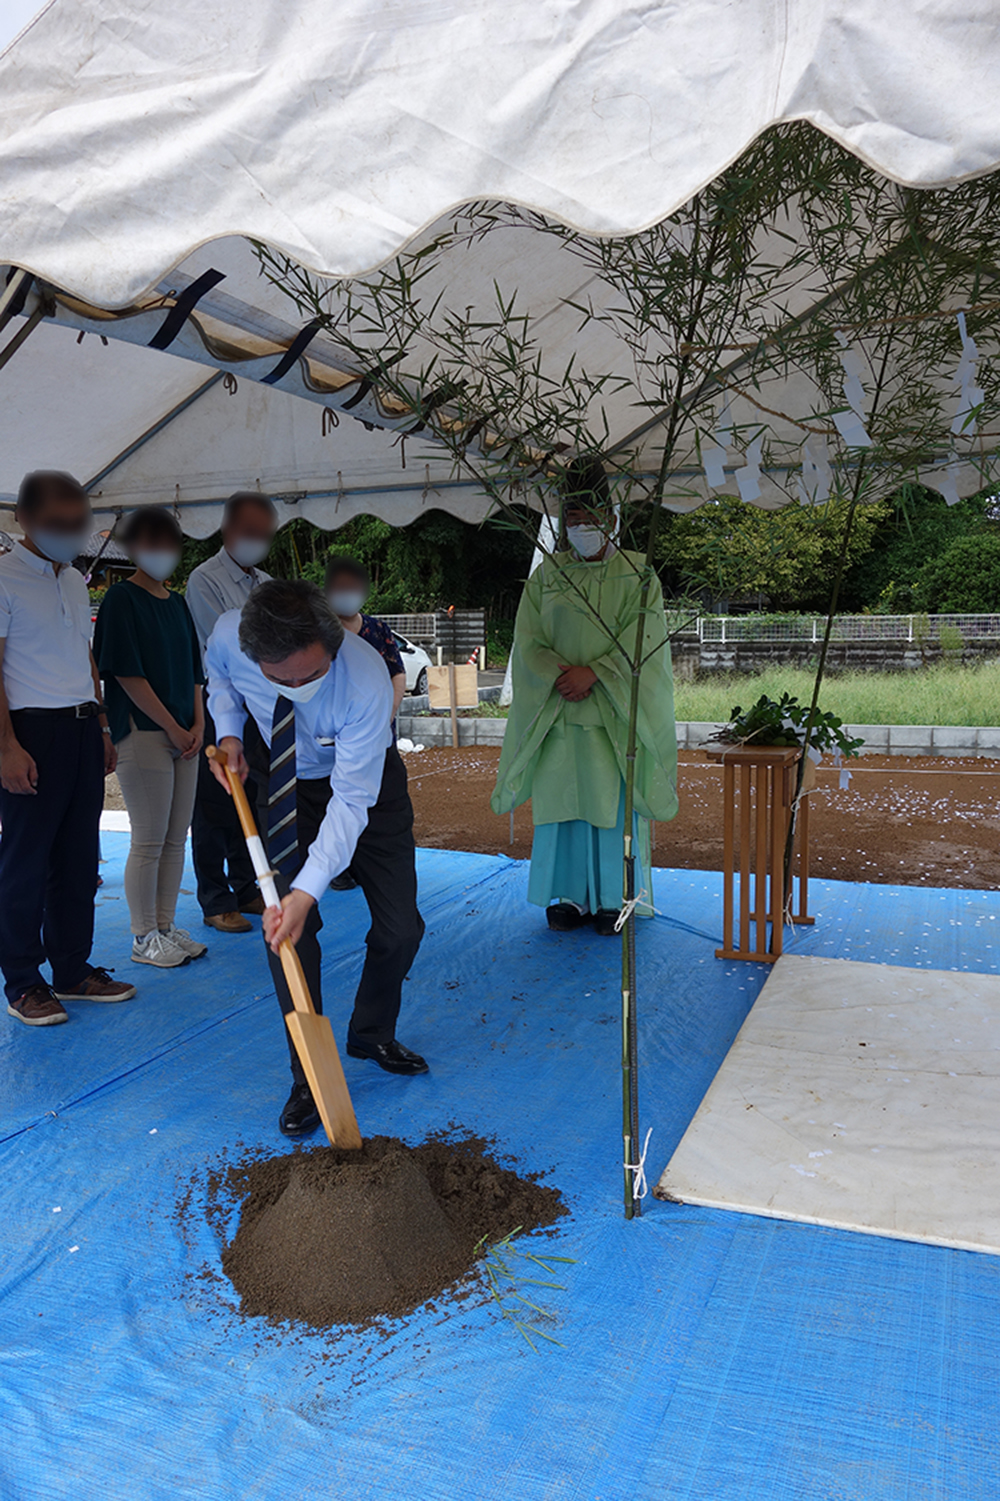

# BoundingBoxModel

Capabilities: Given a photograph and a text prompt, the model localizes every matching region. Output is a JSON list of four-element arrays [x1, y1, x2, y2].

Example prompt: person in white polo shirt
[[185, 492, 275, 936], [0, 472, 137, 1026]]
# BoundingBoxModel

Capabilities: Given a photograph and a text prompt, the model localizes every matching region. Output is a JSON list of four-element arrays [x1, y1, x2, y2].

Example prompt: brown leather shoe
[[8, 983, 68, 1026], [52, 966, 137, 1002], [203, 910, 253, 934], [239, 894, 266, 917]]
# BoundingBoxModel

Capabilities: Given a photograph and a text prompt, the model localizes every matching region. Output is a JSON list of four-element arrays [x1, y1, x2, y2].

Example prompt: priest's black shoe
[[593, 909, 621, 936], [346, 1034, 429, 1075], [279, 1081, 320, 1136], [546, 902, 592, 932]]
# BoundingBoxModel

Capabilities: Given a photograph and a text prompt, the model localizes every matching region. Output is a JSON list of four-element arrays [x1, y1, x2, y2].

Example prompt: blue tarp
[[1, 838, 998, 1500]]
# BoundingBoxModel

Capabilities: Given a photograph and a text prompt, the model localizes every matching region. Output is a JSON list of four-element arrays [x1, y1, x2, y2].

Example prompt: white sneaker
[[159, 923, 207, 960], [131, 930, 191, 968]]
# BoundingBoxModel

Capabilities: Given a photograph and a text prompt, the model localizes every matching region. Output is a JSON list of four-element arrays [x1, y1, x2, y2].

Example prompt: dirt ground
[[403, 747, 1000, 890], [105, 747, 1000, 889]]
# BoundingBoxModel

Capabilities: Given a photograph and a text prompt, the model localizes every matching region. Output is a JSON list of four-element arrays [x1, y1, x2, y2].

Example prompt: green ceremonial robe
[[492, 548, 678, 908]]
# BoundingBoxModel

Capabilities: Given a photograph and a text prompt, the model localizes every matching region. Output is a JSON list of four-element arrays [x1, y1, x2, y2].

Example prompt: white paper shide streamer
[[701, 396, 732, 490], [832, 333, 872, 448], [796, 434, 832, 506], [935, 311, 985, 507], [951, 312, 983, 440], [735, 433, 763, 503]]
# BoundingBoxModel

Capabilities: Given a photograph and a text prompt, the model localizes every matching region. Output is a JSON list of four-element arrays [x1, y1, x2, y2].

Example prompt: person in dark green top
[[94, 507, 206, 969]]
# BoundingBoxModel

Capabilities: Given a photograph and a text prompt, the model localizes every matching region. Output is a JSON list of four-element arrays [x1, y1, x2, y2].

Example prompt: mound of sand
[[219, 1134, 565, 1327]]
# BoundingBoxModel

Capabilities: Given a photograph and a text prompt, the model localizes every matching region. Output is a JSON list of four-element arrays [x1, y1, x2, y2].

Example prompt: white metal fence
[[697, 613, 1000, 644], [374, 613, 437, 642]]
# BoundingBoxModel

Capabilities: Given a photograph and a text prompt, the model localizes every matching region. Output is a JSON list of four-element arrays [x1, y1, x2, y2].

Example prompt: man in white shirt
[[206, 578, 427, 1137], [185, 492, 275, 936], [0, 472, 136, 1026]]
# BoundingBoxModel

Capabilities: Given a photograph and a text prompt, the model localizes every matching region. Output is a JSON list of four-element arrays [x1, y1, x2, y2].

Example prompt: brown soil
[[405, 746, 1000, 889], [217, 1134, 565, 1329]]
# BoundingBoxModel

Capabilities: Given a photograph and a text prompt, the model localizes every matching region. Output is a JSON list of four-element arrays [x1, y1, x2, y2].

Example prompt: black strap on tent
[[405, 382, 457, 434], [148, 268, 225, 350], [261, 317, 324, 385], [341, 376, 374, 410]]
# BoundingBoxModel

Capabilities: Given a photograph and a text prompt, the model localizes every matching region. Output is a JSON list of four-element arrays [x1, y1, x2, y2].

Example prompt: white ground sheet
[[655, 954, 1000, 1255]]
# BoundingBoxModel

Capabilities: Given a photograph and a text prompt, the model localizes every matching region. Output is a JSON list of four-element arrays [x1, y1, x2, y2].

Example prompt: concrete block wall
[[677, 722, 1000, 760], [403, 717, 1000, 758], [397, 715, 507, 747], [673, 638, 1000, 676]]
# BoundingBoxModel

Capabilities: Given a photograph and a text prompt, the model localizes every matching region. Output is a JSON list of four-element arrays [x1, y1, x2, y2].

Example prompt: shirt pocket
[[73, 601, 94, 640]]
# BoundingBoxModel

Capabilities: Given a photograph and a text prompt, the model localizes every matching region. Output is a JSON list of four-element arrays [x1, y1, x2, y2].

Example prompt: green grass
[[674, 663, 1000, 728]]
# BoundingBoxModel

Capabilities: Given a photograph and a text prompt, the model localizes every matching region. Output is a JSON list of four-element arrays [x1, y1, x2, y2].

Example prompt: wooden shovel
[[206, 745, 362, 1150]]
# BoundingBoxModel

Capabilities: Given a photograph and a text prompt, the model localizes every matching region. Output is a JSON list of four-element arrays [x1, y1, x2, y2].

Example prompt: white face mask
[[30, 528, 88, 565], [566, 524, 608, 559], [135, 549, 180, 582], [227, 537, 271, 568], [272, 673, 326, 704], [328, 589, 366, 618]]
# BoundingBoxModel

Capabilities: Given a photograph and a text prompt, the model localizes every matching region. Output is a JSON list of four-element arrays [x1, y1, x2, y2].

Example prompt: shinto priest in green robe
[[491, 459, 678, 929]]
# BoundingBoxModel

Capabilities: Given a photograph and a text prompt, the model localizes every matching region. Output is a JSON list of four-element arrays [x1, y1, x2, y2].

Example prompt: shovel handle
[[206, 744, 314, 1016]]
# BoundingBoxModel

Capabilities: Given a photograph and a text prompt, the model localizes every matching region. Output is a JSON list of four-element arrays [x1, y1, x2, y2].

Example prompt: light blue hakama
[[527, 783, 651, 914]]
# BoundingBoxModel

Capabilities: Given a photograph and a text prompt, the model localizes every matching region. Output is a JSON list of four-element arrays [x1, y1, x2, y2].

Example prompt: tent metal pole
[[0, 303, 44, 372], [0, 269, 32, 337], [84, 371, 225, 492]]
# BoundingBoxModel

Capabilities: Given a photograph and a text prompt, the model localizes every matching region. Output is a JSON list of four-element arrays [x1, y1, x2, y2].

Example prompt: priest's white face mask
[[566, 523, 608, 559], [564, 504, 614, 559]]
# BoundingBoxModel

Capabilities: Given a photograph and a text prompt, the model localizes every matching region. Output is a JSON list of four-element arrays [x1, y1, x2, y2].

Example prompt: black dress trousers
[[249, 743, 424, 1082], [0, 712, 103, 1001]]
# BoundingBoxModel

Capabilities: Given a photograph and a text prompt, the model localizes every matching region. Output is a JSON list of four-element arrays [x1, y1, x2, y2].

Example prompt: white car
[[392, 631, 432, 695]]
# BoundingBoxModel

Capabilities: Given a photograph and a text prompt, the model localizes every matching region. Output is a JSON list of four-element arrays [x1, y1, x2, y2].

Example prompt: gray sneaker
[[159, 923, 208, 960], [131, 930, 190, 968], [8, 983, 69, 1026]]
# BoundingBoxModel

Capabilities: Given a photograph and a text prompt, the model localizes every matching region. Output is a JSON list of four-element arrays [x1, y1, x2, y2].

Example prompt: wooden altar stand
[[704, 744, 813, 963]]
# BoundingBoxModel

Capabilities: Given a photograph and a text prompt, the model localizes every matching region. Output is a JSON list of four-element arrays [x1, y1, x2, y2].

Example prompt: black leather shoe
[[279, 1081, 320, 1136], [346, 1035, 429, 1075], [329, 872, 357, 891], [593, 909, 621, 936], [546, 902, 592, 932]]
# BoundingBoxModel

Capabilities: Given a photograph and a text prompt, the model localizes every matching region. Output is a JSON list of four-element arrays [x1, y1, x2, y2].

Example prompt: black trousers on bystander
[[0, 712, 103, 1001], [191, 710, 258, 917]]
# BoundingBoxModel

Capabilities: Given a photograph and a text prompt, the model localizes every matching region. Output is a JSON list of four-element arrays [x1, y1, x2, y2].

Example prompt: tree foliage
[[914, 530, 1000, 613], [175, 510, 534, 616], [659, 494, 889, 611]]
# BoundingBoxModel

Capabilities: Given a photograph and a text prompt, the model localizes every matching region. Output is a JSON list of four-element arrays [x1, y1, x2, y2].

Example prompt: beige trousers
[[115, 725, 199, 937]]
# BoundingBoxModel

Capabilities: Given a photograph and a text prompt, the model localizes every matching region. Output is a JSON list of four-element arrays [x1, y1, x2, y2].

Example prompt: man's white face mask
[[30, 527, 89, 565], [566, 523, 608, 559], [228, 537, 271, 568], [273, 673, 326, 704]]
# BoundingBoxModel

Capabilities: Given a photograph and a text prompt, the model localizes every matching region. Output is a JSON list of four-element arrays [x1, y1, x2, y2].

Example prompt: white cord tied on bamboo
[[625, 1127, 654, 1202], [614, 888, 650, 932]]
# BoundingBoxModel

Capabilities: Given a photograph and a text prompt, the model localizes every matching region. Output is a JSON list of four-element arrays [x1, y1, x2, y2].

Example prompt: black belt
[[14, 701, 102, 719]]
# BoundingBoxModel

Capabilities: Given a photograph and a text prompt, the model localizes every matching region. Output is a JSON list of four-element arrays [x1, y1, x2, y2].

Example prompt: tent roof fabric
[[1, 2, 999, 532], [3, 2, 1000, 306]]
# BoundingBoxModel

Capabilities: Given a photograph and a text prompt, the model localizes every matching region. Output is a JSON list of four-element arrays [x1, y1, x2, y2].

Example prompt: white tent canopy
[[2, 1, 1000, 533]]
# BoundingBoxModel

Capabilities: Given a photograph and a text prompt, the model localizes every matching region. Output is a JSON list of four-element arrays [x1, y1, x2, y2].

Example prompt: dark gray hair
[[238, 579, 344, 664], [224, 491, 277, 527], [120, 505, 183, 550], [16, 470, 87, 518]]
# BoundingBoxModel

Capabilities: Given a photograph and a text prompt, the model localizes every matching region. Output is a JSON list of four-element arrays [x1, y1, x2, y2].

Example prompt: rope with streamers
[[625, 1127, 654, 1202]]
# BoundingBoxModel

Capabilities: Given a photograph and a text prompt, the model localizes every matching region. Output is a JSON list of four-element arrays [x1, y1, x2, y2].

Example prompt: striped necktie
[[267, 695, 299, 876]]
